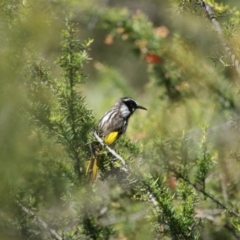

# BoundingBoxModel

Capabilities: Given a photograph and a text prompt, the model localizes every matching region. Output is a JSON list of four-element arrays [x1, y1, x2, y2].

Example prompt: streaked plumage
[[86, 97, 147, 182]]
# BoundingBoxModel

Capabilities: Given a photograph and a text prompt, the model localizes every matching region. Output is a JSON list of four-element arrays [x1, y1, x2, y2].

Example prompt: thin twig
[[196, 208, 240, 239], [93, 131, 159, 207], [146, 188, 159, 206], [93, 131, 128, 172], [173, 172, 240, 218], [200, 0, 240, 76], [15, 200, 62, 240]]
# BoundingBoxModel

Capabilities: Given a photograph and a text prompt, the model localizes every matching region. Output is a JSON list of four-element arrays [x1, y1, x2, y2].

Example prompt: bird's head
[[118, 97, 147, 118]]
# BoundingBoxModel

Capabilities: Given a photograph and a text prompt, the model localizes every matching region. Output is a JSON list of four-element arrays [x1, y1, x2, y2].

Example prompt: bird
[[86, 97, 147, 182]]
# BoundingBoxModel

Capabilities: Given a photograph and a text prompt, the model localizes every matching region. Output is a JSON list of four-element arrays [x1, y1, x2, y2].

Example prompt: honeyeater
[[86, 97, 147, 182]]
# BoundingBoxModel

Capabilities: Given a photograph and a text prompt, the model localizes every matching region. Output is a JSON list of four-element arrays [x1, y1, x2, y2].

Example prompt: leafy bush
[[1, 0, 240, 239]]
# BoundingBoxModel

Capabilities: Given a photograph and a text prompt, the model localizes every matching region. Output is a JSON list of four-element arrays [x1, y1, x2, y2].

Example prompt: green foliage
[[143, 176, 199, 239], [1, 0, 240, 239], [195, 130, 215, 193], [25, 19, 95, 181]]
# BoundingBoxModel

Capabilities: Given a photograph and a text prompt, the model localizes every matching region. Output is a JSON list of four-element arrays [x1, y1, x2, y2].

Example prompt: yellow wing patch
[[86, 131, 119, 182], [104, 131, 119, 145]]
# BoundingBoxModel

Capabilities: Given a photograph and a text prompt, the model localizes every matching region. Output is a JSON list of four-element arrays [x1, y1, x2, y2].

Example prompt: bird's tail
[[86, 142, 99, 182], [86, 155, 98, 182]]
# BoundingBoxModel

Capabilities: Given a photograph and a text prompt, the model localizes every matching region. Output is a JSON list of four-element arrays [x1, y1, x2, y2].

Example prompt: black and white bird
[[86, 97, 147, 181]]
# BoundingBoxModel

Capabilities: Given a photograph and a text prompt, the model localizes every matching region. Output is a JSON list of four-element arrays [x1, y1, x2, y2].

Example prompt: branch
[[196, 209, 240, 239], [93, 131, 128, 172], [93, 131, 159, 207], [200, 1, 240, 77], [172, 172, 240, 218], [15, 200, 62, 240]]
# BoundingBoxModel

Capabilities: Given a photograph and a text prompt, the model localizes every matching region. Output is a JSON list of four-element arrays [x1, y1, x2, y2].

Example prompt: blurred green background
[[1, 0, 240, 239]]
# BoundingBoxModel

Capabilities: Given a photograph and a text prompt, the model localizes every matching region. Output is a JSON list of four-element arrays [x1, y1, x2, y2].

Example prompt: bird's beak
[[137, 104, 147, 110]]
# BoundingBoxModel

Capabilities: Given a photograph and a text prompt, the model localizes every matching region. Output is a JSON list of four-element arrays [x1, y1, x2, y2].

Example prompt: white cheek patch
[[120, 104, 131, 118]]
